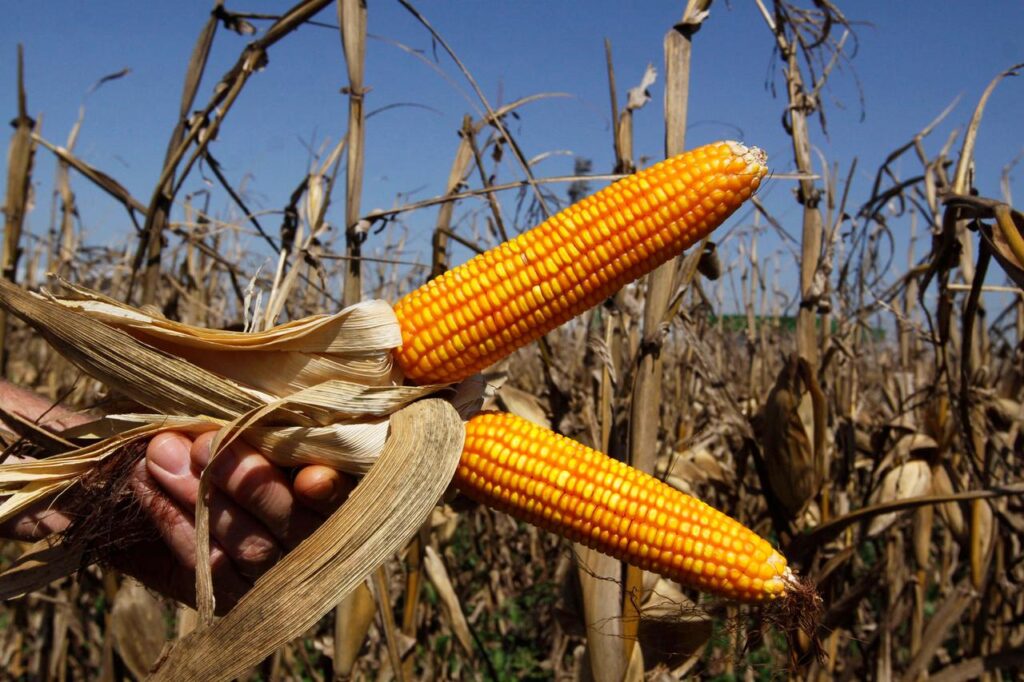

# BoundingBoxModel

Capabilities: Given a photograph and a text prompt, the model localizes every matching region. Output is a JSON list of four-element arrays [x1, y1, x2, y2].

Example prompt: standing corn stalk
[[625, 0, 711, 665], [339, 0, 368, 307], [1, 46, 36, 375], [755, 1, 851, 369]]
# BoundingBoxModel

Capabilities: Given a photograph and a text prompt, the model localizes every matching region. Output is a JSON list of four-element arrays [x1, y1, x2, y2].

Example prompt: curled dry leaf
[[496, 383, 551, 429], [868, 460, 933, 537], [625, 63, 657, 111], [890, 433, 940, 462], [984, 205, 1024, 288], [657, 445, 734, 495]]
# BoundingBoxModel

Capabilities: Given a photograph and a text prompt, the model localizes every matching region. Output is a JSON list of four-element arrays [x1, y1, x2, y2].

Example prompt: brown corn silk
[[456, 412, 790, 602], [393, 141, 768, 384]]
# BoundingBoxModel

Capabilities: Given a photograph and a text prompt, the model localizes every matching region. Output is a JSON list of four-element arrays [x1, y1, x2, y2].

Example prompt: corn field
[[1, 1, 1023, 680]]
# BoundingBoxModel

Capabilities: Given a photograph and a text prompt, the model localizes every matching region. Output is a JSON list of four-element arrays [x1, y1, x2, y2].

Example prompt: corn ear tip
[[762, 565, 825, 663], [720, 140, 768, 180]]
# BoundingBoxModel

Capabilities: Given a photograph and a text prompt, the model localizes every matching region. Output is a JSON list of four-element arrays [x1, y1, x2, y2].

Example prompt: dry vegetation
[[2, 1, 1023, 680]]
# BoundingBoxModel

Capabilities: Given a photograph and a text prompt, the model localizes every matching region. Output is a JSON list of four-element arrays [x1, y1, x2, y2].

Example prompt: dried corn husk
[[0, 276, 468, 673], [51, 279, 403, 392], [109, 578, 167, 679], [657, 444, 734, 496], [758, 354, 823, 518], [868, 460, 933, 536]]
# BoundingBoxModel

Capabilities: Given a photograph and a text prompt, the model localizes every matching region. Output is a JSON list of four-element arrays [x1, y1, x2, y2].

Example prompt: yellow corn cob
[[455, 411, 791, 602], [394, 141, 767, 384]]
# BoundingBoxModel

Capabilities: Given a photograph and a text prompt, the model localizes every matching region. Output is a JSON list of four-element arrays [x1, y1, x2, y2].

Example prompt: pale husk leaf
[[0, 278, 263, 420], [49, 282, 403, 393], [52, 280, 402, 353], [931, 463, 967, 539], [109, 412, 389, 476], [149, 398, 465, 681], [0, 480, 74, 524], [245, 421, 389, 475], [868, 460, 934, 536]]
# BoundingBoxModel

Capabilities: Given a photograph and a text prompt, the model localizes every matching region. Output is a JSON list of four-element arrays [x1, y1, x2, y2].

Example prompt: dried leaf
[[423, 546, 473, 656], [0, 539, 84, 601], [659, 445, 734, 495], [625, 63, 657, 111], [332, 581, 376, 677], [496, 384, 551, 429], [574, 544, 628, 682], [982, 206, 1024, 288]]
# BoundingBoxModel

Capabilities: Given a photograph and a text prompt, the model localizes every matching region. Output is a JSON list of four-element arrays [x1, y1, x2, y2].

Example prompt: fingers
[[130, 457, 250, 611], [0, 499, 71, 541], [293, 465, 354, 516], [147, 433, 282, 577], [189, 432, 327, 548], [0, 379, 98, 430]]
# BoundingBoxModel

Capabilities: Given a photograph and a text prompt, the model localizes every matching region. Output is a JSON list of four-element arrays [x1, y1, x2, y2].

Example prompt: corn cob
[[394, 141, 767, 384], [455, 411, 791, 602]]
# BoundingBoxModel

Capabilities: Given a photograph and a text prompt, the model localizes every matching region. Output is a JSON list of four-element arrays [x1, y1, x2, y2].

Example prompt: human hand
[[0, 381, 354, 613], [135, 432, 354, 611]]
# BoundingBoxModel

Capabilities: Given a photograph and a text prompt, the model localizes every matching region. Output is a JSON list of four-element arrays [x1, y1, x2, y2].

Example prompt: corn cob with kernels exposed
[[391, 141, 798, 603], [393, 140, 767, 384], [456, 412, 791, 602]]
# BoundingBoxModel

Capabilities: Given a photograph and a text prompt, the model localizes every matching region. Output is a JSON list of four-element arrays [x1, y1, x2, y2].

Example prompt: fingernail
[[309, 476, 340, 503], [148, 434, 192, 477]]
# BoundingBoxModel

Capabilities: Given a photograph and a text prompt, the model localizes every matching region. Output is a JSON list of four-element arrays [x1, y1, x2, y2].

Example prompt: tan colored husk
[[0, 277, 466, 645], [758, 354, 822, 518], [50, 279, 403, 393], [930, 463, 967, 540], [0, 278, 264, 420], [868, 460, 934, 537]]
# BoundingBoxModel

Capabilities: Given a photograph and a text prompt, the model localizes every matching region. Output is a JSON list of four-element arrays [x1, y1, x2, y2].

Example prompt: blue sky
[[2, 1, 1023, 314]]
